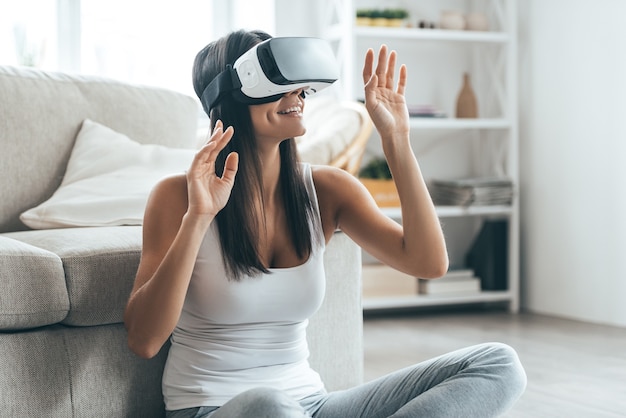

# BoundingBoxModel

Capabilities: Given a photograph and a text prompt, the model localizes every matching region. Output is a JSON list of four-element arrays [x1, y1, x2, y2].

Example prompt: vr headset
[[201, 37, 339, 113]]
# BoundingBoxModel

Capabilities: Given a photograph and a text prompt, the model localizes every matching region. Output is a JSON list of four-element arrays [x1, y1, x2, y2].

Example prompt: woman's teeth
[[278, 106, 301, 115]]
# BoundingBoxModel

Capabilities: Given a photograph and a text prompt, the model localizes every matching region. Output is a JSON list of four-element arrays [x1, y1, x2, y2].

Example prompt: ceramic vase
[[455, 73, 478, 118], [466, 12, 489, 31], [440, 10, 465, 30]]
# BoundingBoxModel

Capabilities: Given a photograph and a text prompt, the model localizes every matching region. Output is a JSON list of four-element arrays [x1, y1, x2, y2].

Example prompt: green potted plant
[[358, 157, 399, 207], [369, 9, 388, 26], [355, 9, 373, 26], [383, 8, 409, 27]]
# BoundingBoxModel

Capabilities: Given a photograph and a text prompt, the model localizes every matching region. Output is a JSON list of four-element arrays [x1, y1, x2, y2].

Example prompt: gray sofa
[[0, 65, 363, 417]]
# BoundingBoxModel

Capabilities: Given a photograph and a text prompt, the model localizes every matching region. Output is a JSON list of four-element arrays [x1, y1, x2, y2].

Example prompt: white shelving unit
[[353, 26, 510, 43], [408, 118, 510, 130], [382, 205, 513, 220], [321, 0, 519, 313], [362, 290, 514, 311]]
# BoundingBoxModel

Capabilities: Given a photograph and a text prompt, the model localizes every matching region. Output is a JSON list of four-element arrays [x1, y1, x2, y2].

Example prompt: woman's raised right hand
[[186, 120, 239, 218]]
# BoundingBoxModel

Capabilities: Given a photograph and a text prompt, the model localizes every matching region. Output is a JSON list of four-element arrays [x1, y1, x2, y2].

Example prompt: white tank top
[[162, 163, 327, 410]]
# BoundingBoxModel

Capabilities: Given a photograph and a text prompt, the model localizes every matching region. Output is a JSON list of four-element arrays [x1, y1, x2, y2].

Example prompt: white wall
[[518, 0, 626, 326], [274, 0, 320, 37]]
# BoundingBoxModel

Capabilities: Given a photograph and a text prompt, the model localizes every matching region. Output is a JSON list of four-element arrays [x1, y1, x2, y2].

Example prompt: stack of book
[[418, 269, 481, 295], [429, 177, 514, 207], [362, 264, 417, 298]]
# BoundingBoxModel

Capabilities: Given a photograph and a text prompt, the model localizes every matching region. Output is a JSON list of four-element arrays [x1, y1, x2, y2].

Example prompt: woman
[[124, 29, 526, 418]]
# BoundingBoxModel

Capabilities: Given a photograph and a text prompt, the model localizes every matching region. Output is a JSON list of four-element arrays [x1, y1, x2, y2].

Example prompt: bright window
[[0, 0, 58, 69], [1, 0, 276, 96], [231, 0, 275, 34], [80, 0, 214, 96]]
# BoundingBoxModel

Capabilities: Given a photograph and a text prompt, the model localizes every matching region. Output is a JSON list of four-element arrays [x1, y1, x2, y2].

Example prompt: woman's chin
[[282, 123, 306, 139]]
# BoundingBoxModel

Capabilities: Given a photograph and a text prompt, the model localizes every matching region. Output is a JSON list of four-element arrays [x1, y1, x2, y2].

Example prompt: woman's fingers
[[362, 48, 375, 84], [204, 120, 233, 149], [203, 119, 222, 144], [214, 125, 234, 152], [204, 123, 234, 155], [375, 45, 388, 87], [386, 50, 397, 89], [397, 64, 407, 96], [364, 45, 404, 93], [191, 121, 235, 174], [193, 141, 216, 165], [221, 151, 239, 183]]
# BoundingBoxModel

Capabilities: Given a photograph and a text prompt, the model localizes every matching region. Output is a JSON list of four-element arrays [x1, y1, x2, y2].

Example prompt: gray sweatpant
[[166, 342, 527, 418]]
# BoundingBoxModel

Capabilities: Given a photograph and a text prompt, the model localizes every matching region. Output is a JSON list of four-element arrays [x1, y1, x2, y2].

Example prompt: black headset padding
[[200, 64, 287, 114], [200, 65, 241, 114]]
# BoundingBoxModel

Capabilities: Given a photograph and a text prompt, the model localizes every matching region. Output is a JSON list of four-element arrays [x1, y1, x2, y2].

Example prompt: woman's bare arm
[[315, 46, 448, 279], [124, 122, 238, 358]]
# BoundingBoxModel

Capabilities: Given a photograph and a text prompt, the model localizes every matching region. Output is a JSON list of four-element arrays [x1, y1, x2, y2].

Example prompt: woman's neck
[[257, 141, 283, 200]]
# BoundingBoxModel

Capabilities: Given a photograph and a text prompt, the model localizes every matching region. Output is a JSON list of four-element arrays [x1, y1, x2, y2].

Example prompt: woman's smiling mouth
[[277, 105, 303, 116]]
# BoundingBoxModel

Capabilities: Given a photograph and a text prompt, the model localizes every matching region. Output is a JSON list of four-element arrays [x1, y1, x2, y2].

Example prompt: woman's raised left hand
[[362, 45, 410, 144]]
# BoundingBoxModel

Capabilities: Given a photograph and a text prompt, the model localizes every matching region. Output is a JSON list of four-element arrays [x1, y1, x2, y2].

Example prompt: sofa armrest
[[308, 231, 363, 391]]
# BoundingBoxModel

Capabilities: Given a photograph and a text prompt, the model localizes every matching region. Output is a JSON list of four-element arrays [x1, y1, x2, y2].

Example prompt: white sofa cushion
[[296, 97, 361, 165], [20, 120, 196, 229]]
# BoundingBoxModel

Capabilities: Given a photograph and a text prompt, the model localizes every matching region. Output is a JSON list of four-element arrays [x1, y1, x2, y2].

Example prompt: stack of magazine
[[407, 104, 446, 118], [429, 177, 513, 207]]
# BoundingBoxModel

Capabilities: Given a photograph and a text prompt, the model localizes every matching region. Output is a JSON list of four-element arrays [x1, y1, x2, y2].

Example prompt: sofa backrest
[[0, 65, 200, 233]]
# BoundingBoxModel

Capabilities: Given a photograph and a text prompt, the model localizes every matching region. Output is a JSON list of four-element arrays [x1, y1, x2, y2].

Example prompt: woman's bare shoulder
[[151, 172, 187, 193], [145, 173, 189, 222], [310, 164, 360, 192], [310, 165, 374, 203], [310, 164, 377, 228]]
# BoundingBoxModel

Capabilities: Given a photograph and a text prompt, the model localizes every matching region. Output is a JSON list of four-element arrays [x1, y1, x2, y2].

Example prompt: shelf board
[[354, 26, 510, 44], [381, 205, 513, 219], [409, 118, 510, 130], [362, 290, 513, 311]]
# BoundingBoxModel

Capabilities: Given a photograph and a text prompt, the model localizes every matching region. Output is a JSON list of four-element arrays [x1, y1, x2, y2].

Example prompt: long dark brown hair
[[192, 30, 315, 280]]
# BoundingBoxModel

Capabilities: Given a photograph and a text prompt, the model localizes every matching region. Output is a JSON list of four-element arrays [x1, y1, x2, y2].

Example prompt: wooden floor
[[363, 308, 626, 417]]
